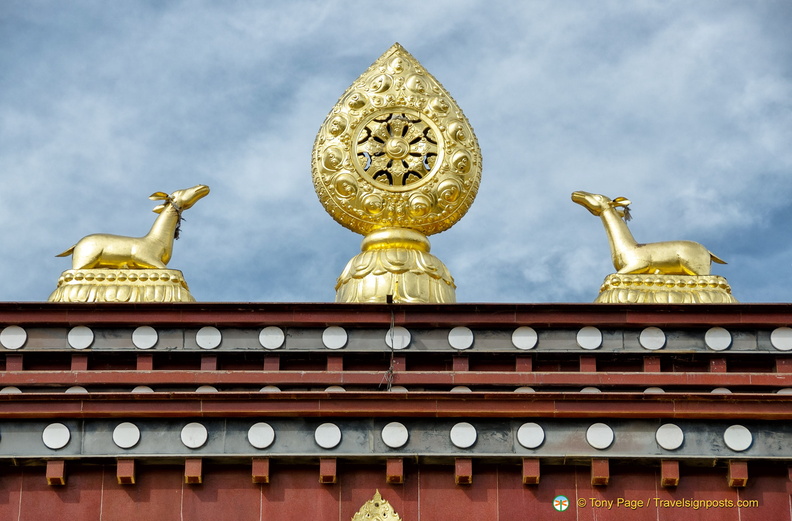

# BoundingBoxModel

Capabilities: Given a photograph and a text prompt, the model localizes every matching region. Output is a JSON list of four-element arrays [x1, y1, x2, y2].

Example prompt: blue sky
[[1, 1, 791, 303]]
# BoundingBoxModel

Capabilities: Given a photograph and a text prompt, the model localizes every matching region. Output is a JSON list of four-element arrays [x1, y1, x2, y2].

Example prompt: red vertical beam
[[46, 460, 66, 486], [201, 355, 218, 371], [643, 356, 661, 372], [386, 458, 404, 484], [591, 459, 609, 486], [660, 460, 679, 487], [391, 355, 406, 372], [455, 458, 473, 485], [252, 457, 270, 484], [728, 460, 748, 488], [580, 355, 597, 372], [137, 354, 154, 371], [117, 459, 135, 485], [327, 355, 343, 372], [263, 356, 279, 371], [776, 358, 792, 373], [319, 458, 337, 484], [185, 458, 203, 484], [5, 354, 23, 371], [453, 355, 469, 372], [71, 354, 89, 371], [710, 358, 727, 372], [522, 458, 540, 485], [516, 356, 533, 373]]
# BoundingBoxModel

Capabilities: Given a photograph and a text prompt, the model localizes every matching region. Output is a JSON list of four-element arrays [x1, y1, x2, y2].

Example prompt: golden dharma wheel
[[312, 43, 482, 236]]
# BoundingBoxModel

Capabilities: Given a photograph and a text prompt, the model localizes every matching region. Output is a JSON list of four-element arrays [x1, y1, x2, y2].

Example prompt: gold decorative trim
[[595, 274, 738, 304], [351, 490, 402, 521], [48, 269, 195, 303], [335, 227, 455, 303]]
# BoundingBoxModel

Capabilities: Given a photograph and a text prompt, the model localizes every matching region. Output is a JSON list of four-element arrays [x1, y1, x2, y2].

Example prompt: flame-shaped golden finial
[[312, 43, 482, 303], [351, 490, 402, 521]]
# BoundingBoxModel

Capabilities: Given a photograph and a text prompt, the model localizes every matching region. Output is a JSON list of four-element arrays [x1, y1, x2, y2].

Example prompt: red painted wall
[[0, 463, 787, 520]]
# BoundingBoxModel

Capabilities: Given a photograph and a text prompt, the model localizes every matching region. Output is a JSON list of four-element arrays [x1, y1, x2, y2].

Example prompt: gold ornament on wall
[[571, 190, 737, 303], [313, 43, 481, 303], [49, 185, 210, 303], [351, 490, 402, 521]]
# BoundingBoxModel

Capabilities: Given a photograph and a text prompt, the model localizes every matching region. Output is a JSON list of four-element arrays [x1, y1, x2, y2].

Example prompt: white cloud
[[0, 1, 790, 303]]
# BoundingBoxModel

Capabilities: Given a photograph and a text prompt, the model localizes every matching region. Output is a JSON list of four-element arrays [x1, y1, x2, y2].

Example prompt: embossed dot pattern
[[248, 422, 276, 449], [196, 326, 222, 349], [181, 422, 208, 449], [512, 326, 538, 350], [450, 422, 477, 449], [577, 327, 602, 350], [0, 326, 27, 350], [448, 327, 474, 350], [322, 326, 347, 350], [68, 326, 94, 350], [259, 326, 286, 350], [314, 423, 342, 449]]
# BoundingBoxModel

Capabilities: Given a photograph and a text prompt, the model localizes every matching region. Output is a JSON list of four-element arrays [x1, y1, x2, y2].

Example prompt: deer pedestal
[[48, 269, 196, 303], [595, 274, 738, 304]]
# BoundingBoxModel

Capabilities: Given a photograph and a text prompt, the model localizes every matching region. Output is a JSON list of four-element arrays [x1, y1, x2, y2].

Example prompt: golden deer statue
[[571, 190, 726, 276], [57, 185, 210, 270]]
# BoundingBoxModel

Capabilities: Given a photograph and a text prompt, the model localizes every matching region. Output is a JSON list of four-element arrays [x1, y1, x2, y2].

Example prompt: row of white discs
[[4, 325, 792, 351], [34, 421, 753, 453]]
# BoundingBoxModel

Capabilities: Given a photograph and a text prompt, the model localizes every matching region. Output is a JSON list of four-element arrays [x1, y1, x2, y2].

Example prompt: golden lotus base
[[48, 269, 196, 303], [595, 274, 738, 304], [335, 248, 456, 303], [335, 227, 456, 304]]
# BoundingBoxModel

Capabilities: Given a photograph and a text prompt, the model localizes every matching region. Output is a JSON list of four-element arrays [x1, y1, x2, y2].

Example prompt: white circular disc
[[388, 385, 408, 393], [0, 326, 27, 350], [580, 387, 601, 393], [705, 327, 732, 351], [771, 327, 792, 351], [196, 326, 222, 350], [325, 385, 346, 392], [514, 386, 536, 393], [42, 423, 71, 450], [586, 423, 614, 450], [644, 387, 665, 394], [132, 326, 158, 350], [517, 422, 545, 449], [381, 422, 409, 449], [259, 385, 281, 393], [450, 422, 477, 449], [322, 326, 348, 350], [181, 422, 208, 449], [655, 424, 684, 450], [113, 422, 141, 449], [385, 327, 411, 350], [639, 327, 666, 350], [776, 388, 792, 395], [248, 422, 276, 449], [724, 425, 752, 452], [0, 386, 21, 394], [259, 327, 285, 350], [68, 326, 94, 350], [314, 423, 342, 449], [512, 326, 538, 350], [450, 386, 472, 393], [131, 386, 154, 393], [448, 327, 474, 350], [711, 387, 732, 394], [65, 386, 88, 394], [196, 385, 218, 393], [577, 327, 602, 350]]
